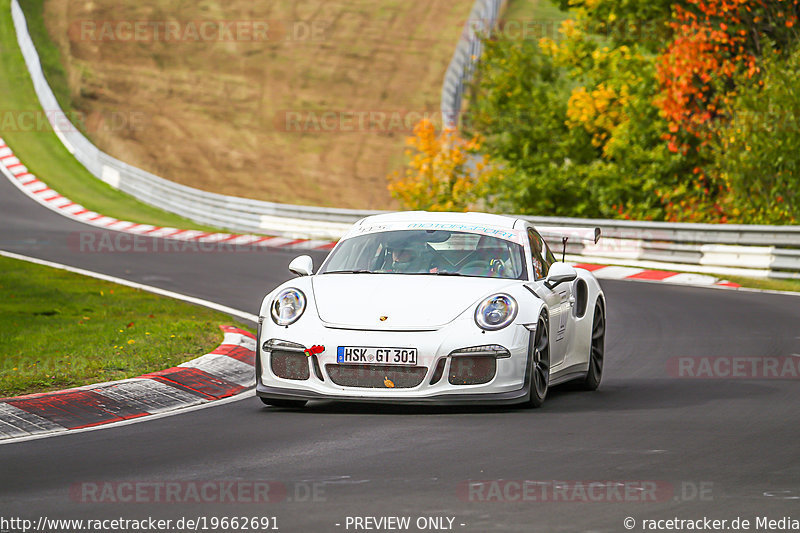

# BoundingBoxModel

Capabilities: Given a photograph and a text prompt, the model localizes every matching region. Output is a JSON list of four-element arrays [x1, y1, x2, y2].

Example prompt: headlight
[[271, 288, 306, 326], [475, 294, 517, 331]]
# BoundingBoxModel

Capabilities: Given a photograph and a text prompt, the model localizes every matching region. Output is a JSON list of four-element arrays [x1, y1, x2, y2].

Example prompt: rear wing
[[535, 226, 601, 261]]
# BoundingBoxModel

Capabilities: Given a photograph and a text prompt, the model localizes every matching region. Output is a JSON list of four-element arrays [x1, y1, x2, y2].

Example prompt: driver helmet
[[389, 238, 425, 272]]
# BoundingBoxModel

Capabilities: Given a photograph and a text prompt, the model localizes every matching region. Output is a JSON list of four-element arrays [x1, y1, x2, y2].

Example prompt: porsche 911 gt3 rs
[[256, 211, 605, 408]]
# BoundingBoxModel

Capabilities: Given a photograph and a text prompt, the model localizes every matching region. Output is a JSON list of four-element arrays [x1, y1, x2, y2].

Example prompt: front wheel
[[524, 313, 550, 408], [260, 398, 308, 408], [581, 303, 605, 391]]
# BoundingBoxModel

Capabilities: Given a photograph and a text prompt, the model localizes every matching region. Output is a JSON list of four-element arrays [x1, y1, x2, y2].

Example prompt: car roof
[[358, 211, 522, 229]]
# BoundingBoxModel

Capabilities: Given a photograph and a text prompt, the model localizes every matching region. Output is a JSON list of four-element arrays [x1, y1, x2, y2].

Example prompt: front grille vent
[[326, 364, 427, 388]]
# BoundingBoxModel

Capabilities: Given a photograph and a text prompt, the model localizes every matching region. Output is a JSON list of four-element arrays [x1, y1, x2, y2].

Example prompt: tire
[[260, 398, 308, 408], [524, 313, 550, 408], [581, 303, 605, 391]]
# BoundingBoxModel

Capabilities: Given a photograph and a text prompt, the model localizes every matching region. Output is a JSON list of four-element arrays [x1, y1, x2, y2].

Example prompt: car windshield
[[320, 230, 527, 280]]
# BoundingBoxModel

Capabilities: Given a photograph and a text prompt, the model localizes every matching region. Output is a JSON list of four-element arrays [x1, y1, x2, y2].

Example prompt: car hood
[[311, 274, 515, 330]]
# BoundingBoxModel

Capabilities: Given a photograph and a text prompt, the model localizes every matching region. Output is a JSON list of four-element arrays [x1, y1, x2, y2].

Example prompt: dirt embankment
[[43, 0, 473, 208]]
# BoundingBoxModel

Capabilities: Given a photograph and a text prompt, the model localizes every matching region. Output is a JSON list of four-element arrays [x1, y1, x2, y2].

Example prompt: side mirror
[[544, 262, 577, 289], [288, 255, 314, 277]]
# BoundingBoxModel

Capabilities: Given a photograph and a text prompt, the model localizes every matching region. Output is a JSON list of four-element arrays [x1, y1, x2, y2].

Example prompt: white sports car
[[256, 211, 605, 408]]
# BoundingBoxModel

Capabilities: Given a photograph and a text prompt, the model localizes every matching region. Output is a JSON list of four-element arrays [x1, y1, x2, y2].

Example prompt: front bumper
[[255, 381, 531, 406], [256, 316, 534, 405]]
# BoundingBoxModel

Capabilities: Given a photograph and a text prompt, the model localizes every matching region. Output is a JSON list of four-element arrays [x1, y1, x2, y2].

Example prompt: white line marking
[[0, 250, 258, 323]]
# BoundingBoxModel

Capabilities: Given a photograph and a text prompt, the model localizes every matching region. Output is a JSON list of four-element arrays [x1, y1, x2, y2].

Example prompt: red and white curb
[[0, 326, 255, 441], [0, 137, 337, 251], [574, 264, 740, 288]]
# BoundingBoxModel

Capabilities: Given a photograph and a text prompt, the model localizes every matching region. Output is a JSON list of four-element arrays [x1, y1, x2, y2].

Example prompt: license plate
[[337, 346, 418, 365]]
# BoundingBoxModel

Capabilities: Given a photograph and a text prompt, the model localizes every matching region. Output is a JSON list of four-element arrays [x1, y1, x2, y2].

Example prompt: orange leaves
[[655, 0, 790, 176], [654, 0, 800, 222], [656, 2, 748, 142]]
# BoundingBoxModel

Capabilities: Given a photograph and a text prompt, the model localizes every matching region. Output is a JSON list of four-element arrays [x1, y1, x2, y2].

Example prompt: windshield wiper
[[322, 269, 373, 274], [430, 271, 467, 276]]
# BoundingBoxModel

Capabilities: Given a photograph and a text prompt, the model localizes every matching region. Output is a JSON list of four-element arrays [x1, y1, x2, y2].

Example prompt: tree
[[387, 119, 500, 212], [710, 47, 800, 223], [655, 0, 800, 221]]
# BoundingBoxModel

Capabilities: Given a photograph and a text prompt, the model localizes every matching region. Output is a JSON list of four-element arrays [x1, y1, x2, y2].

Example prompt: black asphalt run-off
[[1, 174, 799, 532]]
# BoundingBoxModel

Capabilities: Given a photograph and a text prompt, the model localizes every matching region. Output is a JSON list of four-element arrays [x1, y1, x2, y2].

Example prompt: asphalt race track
[[1, 174, 799, 532]]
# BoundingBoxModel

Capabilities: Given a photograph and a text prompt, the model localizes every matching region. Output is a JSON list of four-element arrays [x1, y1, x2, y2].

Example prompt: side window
[[542, 239, 556, 269], [527, 229, 550, 280]]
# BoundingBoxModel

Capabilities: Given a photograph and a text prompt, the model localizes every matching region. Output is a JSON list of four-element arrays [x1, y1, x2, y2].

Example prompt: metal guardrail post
[[441, 0, 504, 129]]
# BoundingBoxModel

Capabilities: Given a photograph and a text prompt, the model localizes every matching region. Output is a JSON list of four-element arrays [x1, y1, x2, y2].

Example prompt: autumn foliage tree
[[656, 0, 800, 221], [468, 7, 688, 220], [709, 48, 800, 223], [659, 0, 800, 141], [388, 119, 500, 212], [390, 0, 800, 224]]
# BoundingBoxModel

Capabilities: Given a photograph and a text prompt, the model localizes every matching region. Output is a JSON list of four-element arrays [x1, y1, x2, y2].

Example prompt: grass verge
[[16, 0, 72, 115], [722, 275, 800, 293], [0, 2, 221, 232], [0, 255, 252, 397]]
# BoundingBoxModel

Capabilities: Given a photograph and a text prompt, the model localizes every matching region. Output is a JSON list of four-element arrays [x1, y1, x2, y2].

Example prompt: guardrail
[[8, 0, 800, 279], [525, 216, 800, 247], [441, 0, 505, 129], [550, 238, 800, 280], [530, 217, 800, 279]]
